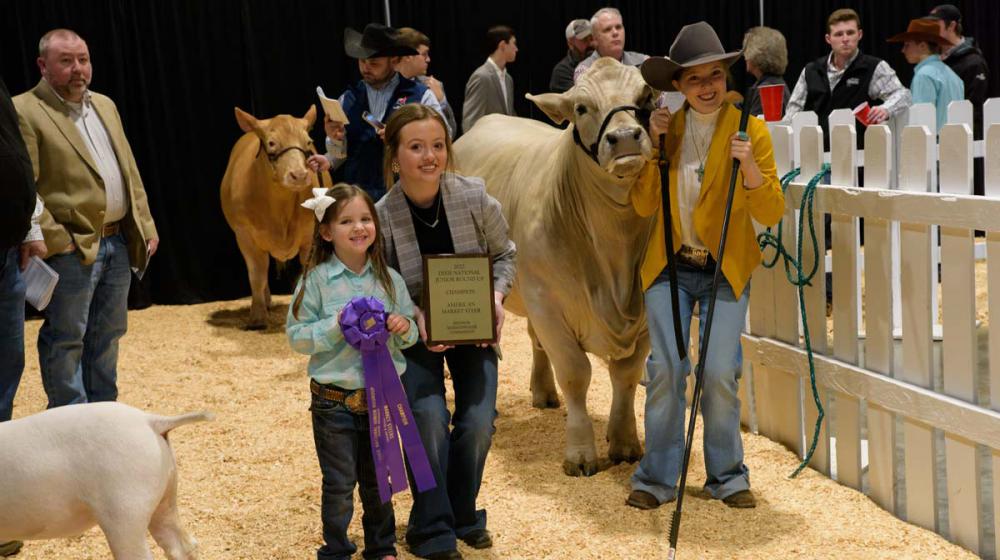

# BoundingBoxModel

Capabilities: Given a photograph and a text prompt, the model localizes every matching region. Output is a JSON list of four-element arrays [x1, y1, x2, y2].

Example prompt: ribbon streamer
[[339, 296, 436, 503]]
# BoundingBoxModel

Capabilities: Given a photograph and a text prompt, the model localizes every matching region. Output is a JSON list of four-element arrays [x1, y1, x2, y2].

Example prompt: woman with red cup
[[742, 26, 790, 121]]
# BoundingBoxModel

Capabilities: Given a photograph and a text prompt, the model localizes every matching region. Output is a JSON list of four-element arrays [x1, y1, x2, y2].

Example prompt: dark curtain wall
[[3, 1, 996, 306]]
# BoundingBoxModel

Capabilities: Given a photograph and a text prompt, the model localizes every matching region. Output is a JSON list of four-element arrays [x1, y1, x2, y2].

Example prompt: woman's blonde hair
[[382, 104, 456, 189], [743, 26, 788, 76], [291, 183, 396, 318]]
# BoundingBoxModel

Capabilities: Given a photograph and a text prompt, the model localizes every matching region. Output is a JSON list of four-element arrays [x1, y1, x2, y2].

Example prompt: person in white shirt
[[461, 26, 518, 134]]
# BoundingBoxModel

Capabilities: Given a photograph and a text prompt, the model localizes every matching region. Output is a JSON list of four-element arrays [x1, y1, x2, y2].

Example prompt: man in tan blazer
[[14, 29, 158, 408], [461, 26, 518, 134]]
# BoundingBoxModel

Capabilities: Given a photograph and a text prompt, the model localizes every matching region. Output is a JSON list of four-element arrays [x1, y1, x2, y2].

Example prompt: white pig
[[0, 402, 211, 559]]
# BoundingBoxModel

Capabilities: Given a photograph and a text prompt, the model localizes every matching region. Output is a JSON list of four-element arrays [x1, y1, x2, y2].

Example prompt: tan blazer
[[13, 80, 157, 273]]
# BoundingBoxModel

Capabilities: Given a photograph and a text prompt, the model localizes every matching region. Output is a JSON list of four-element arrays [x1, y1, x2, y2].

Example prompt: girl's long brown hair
[[292, 183, 396, 319], [382, 103, 457, 190]]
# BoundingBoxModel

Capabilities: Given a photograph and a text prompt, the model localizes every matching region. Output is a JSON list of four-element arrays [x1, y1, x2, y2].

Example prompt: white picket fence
[[739, 98, 1000, 558]]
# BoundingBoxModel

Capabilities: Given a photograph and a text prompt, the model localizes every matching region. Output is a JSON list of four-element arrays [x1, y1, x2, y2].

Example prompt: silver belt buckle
[[680, 245, 708, 267]]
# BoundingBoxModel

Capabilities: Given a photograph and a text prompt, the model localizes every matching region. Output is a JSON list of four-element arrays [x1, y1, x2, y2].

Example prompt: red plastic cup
[[853, 102, 872, 126], [757, 83, 784, 122]]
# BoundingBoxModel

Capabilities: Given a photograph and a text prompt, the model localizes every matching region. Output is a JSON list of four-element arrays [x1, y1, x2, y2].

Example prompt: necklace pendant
[[696, 163, 705, 182]]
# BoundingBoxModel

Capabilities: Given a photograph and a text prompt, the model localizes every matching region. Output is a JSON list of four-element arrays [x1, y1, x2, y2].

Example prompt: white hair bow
[[301, 188, 336, 221]]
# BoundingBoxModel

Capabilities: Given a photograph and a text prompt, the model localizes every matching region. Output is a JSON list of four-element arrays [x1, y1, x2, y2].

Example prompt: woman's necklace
[[686, 110, 713, 182], [409, 192, 443, 228]]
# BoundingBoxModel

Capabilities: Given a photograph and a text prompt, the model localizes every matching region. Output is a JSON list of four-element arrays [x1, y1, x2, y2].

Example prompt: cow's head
[[235, 105, 318, 191], [528, 57, 655, 178]]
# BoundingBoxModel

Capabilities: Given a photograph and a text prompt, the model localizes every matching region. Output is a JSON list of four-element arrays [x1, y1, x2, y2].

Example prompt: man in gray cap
[[572, 7, 648, 83], [549, 19, 593, 93], [928, 4, 989, 141]]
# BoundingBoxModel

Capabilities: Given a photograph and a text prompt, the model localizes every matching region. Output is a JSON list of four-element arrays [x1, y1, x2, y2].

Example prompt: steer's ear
[[527, 92, 572, 125], [234, 107, 259, 133], [301, 104, 317, 128]]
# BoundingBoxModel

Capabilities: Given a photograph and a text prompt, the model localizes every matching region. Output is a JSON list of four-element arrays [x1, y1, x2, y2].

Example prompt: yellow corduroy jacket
[[631, 102, 785, 297]]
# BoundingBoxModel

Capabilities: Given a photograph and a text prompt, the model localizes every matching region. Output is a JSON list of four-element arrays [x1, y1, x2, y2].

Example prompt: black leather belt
[[310, 379, 367, 413]]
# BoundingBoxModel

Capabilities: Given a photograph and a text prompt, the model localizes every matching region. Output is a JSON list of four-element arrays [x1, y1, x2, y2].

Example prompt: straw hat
[[640, 21, 742, 92]]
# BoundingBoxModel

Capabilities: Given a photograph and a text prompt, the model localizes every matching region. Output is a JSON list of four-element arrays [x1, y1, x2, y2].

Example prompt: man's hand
[[308, 154, 331, 173], [386, 313, 411, 336], [147, 238, 159, 258], [867, 106, 890, 124], [324, 116, 346, 140], [425, 76, 446, 102], [18, 240, 48, 271]]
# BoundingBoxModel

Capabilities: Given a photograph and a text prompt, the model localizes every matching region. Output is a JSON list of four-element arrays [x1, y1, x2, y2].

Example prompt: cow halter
[[572, 104, 643, 165], [255, 138, 326, 187]]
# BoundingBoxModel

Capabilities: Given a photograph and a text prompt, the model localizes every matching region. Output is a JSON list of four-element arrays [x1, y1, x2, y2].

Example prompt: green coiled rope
[[756, 163, 830, 478]]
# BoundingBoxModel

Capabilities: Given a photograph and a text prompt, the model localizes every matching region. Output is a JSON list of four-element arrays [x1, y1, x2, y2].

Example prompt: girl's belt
[[310, 379, 367, 413]]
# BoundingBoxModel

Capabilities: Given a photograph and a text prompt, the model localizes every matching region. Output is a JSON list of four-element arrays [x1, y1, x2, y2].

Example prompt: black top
[[0, 75, 37, 251], [803, 52, 881, 147], [943, 37, 990, 140], [745, 74, 791, 119], [406, 191, 454, 256]]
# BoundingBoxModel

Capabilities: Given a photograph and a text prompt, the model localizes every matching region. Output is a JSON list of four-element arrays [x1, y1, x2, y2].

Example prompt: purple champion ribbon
[[339, 296, 436, 503]]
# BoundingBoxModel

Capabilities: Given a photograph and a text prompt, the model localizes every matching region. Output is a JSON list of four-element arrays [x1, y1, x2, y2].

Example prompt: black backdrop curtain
[[3, 0, 996, 307]]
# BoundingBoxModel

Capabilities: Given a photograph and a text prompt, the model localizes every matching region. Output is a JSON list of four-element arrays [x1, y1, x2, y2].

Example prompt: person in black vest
[[927, 4, 989, 141], [1, 74, 47, 558], [786, 8, 911, 146], [307, 24, 445, 202]]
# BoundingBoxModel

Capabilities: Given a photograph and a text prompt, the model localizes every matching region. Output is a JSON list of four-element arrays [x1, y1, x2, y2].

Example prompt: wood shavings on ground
[[10, 297, 975, 559]]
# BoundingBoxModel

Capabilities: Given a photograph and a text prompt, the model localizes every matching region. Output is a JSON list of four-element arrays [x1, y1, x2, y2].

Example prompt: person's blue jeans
[[311, 390, 397, 560], [631, 265, 751, 503], [401, 343, 498, 557], [0, 248, 26, 422], [37, 233, 130, 408]]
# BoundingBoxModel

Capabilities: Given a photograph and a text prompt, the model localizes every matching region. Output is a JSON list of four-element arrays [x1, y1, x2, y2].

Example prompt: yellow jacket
[[631, 102, 784, 296]]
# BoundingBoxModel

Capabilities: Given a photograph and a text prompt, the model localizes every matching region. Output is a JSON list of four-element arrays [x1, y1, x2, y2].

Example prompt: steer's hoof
[[531, 392, 560, 409], [563, 458, 600, 477], [608, 447, 644, 465]]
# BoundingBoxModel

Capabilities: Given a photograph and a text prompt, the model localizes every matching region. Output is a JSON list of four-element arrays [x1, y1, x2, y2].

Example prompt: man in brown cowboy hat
[[307, 23, 446, 202], [888, 18, 964, 133]]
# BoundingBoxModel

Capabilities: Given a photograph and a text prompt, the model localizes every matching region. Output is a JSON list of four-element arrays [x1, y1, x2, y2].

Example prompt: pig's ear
[[527, 92, 572, 125], [234, 107, 259, 133], [301, 104, 317, 128]]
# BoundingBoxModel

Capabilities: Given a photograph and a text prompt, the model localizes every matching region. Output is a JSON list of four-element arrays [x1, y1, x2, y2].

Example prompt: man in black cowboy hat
[[307, 23, 446, 202]]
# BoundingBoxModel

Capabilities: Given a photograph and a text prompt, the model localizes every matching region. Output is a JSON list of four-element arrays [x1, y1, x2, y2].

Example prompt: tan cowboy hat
[[886, 18, 954, 47], [641, 21, 742, 92]]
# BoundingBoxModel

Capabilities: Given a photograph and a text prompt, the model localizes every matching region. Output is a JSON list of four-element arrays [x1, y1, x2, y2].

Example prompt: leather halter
[[572, 104, 649, 164], [254, 140, 326, 187]]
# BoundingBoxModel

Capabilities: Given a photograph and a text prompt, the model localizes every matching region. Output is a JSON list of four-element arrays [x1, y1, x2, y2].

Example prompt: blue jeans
[[37, 233, 130, 408], [401, 343, 498, 557], [311, 390, 396, 560], [0, 248, 26, 422], [631, 266, 751, 503]]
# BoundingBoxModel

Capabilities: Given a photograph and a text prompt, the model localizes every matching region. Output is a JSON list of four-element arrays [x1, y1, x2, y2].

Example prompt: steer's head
[[529, 57, 655, 178], [235, 105, 318, 191]]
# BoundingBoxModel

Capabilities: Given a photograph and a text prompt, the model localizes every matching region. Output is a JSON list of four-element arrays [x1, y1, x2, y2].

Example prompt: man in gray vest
[[572, 7, 647, 83], [549, 19, 593, 93]]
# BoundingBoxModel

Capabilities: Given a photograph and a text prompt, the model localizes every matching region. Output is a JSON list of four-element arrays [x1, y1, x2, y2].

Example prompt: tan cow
[[220, 106, 329, 329], [453, 58, 656, 476]]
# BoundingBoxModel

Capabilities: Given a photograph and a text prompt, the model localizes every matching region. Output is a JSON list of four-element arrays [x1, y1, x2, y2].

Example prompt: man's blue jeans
[[0, 248, 26, 422], [37, 233, 130, 408], [401, 343, 498, 557], [631, 266, 751, 503], [311, 390, 396, 560]]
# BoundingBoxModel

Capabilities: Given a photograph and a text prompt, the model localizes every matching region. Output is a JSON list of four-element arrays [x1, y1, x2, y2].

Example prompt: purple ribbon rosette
[[339, 296, 436, 503]]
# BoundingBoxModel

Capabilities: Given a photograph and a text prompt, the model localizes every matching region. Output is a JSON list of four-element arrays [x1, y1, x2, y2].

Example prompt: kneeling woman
[[627, 22, 784, 510], [375, 104, 516, 560]]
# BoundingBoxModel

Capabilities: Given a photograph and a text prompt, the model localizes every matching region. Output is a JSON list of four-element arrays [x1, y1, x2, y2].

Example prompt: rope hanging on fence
[[756, 164, 830, 478]]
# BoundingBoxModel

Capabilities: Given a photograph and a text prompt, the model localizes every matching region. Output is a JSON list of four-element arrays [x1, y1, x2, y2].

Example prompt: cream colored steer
[[454, 58, 656, 475]]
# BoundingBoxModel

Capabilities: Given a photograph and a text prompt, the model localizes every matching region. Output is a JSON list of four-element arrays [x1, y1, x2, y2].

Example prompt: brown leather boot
[[722, 489, 757, 508]]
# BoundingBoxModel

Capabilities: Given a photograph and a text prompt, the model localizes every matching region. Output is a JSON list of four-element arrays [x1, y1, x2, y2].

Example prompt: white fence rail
[[740, 98, 1000, 558]]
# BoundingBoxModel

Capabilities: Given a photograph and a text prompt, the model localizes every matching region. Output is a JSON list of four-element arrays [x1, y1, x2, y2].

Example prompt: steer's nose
[[605, 126, 643, 154], [288, 169, 308, 184]]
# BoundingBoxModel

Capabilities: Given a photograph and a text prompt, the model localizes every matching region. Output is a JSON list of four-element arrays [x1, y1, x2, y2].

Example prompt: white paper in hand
[[23, 256, 59, 311], [316, 86, 349, 124]]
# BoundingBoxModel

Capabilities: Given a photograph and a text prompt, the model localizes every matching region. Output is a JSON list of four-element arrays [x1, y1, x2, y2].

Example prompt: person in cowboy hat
[[626, 21, 784, 511], [888, 18, 964, 133], [307, 23, 447, 202]]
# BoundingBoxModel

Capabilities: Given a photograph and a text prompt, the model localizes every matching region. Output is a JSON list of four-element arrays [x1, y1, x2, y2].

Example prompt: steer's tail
[[148, 410, 215, 436]]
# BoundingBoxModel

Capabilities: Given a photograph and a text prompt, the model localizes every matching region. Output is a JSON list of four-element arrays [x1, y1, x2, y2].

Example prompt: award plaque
[[422, 254, 496, 346]]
